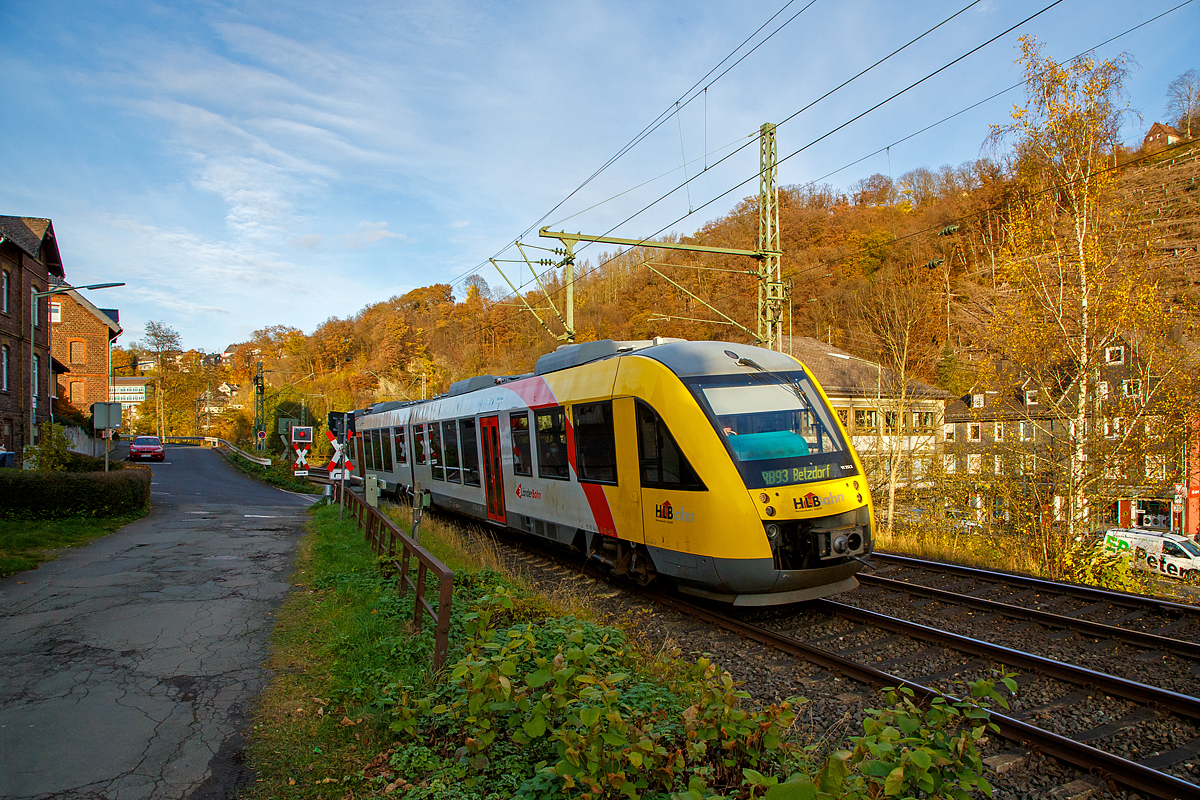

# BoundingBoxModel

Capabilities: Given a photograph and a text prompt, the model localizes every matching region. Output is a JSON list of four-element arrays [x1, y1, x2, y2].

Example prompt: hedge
[[0, 468, 151, 520]]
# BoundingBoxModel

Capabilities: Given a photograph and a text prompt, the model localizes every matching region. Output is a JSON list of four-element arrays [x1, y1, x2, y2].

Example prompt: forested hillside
[[123, 45, 1200, 468]]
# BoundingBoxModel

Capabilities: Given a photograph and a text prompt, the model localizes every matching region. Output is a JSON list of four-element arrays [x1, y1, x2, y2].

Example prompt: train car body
[[350, 339, 873, 605]]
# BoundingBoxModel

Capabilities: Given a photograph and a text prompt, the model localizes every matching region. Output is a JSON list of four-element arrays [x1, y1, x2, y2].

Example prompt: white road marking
[[244, 514, 279, 518]]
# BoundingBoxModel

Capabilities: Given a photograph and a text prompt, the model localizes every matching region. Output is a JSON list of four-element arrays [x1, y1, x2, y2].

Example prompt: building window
[[943, 423, 955, 442], [854, 409, 877, 432], [967, 453, 982, 474], [32, 354, 39, 409], [1146, 454, 1168, 481], [535, 407, 569, 480], [967, 423, 981, 442], [573, 401, 617, 484], [944, 454, 956, 474], [69, 381, 85, 407], [1122, 380, 1141, 398], [884, 411, 899, 435], [1025, 389, 1038, 405], [2, 271, 8, 313], [971, 393, 984, 408], [1098, 381, 1109, 400], [914, 411, 936, 431], [993, 455, 1002, 475], [1020, 420, 1033, 441], [50, 302, 61, 323], [1105, 346, 1124, 365], [836, 408, 849, 428], [993, 421, 1004, 442], [1, 345, 7, 391], [69, 340, 86, 364], [510, 412, 532, 476], [32, 287, 39, 327]]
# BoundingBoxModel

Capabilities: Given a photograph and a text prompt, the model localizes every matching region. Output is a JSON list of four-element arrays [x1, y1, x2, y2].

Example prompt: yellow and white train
[[348, 339, 873, 605]]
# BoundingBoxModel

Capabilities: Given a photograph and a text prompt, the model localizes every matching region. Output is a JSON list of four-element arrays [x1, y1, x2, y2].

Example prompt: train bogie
[[349, 339, 873, 605]]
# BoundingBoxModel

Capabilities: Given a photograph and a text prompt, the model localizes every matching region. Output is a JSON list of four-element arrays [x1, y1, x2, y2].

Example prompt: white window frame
[[967, 453, 982, 474], [1, 344, 7, 391], [1122, 379, 1141, 398], [993, 455, 1002, 475], [50, 301, 61, 323], [1025, 389, 1038, 406], [967, 423, 981, 442], [1, 270, 8, 313], [971, 393, 984, 408], [1105, 345, 1124, 365], [993, 421, 1004, 442], [31, 287, 39, 327], [1098, 381, 1109, 400], [943, 423, 955, 442], [1020, 420, 1033, 441], [944, 454, 957, 474]]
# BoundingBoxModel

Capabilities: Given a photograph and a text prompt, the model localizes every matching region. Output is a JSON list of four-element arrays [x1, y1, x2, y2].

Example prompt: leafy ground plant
[[222, 450, 321, 493], [244, 505, 1011, 799]]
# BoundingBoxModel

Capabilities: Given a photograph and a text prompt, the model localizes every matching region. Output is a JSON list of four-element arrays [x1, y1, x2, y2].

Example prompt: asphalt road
[[0, 444, 314, 799]]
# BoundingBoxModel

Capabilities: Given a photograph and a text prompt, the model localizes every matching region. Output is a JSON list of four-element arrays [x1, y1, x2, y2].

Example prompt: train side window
[[573, 401, 617, 484], [459, 418, 481, 487], [536, 407, 570, 480], [372, 429, 384, 471], [413, 424, 427, 464], [636, 401, 705, 490], [429, 422, 444, 480], [381, 427, 394, 472], [364, 430, 377, 471], [510, 412, 533, 476], [442, 420, 461, 483], [395, 427, 407, 464]]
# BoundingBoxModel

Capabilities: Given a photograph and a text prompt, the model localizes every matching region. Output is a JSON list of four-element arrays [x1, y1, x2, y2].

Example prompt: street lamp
[[29, 281, 125, 448]]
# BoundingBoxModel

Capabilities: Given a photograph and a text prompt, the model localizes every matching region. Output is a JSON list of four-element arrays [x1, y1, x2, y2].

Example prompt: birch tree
[[988, 38, 1143, 547]]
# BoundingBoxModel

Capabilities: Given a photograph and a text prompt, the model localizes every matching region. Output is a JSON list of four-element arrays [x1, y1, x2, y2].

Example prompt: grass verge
[[0, 512, 146, 578], [243, 502, 1007, 799], [223, 450, 321, 494]]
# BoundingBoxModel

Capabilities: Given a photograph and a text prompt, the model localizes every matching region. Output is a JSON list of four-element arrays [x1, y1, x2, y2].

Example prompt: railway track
[[482, 530, 1200, 799]]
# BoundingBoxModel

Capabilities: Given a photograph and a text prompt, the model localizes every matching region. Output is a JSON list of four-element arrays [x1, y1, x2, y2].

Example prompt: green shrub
[[0, 468, 151, 519]]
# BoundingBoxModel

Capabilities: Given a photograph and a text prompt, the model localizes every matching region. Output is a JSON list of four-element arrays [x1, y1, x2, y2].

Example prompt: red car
[[129, 436, 165, 462]]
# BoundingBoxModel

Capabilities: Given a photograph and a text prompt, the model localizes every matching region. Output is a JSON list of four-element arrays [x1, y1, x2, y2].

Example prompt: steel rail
[[647, 591, 1200, 800], [858, 572, 1200, 659], [872, 552, 1200, 615], [815, 598, 1200, 720]]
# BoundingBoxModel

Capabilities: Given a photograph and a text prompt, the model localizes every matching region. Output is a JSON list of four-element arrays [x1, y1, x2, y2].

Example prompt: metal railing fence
[[335, 483, 455, 671]]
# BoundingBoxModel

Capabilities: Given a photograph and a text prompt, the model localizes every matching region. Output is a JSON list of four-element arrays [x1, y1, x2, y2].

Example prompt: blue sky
[[2, 0, 1197, 352]]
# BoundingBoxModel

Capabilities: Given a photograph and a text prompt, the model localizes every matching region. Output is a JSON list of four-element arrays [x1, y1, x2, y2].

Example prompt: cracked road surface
[[0, 445, 313, 799]]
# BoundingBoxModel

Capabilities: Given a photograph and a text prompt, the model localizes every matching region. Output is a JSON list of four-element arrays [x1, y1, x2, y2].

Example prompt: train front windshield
[[688, 371, 858, 490]]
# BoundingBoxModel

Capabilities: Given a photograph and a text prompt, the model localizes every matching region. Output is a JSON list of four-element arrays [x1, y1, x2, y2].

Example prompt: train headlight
[[848, 532, 862, 551], [759, 492, 770, 503], [766, 523, 780, 540], [832, 535, 849, 554], [765, 506, 776, 517]]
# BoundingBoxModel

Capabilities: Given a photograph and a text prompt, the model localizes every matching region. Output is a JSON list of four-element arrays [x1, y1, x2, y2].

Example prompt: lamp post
[[29, 282, 125, 452]]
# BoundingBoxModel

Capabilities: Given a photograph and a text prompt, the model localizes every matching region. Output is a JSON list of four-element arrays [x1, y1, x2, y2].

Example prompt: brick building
[[51, 290, 121, 416], [0, 216, 64, 459]]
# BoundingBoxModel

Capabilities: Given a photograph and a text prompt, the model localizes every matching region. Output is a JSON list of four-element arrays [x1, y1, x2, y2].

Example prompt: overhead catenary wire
[[445, 0, 820, 290], [445, 0, 1196, 348]]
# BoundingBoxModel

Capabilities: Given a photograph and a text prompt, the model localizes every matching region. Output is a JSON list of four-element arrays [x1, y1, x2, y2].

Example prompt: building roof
[[783, 336, 951, 400], [113, 376, 154, 387], [60, 289, 121, 339], [0, 216, 65, 277]]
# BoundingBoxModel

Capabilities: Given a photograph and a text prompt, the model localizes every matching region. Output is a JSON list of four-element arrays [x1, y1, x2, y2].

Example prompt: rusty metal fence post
[[332, 483, 455, 670]]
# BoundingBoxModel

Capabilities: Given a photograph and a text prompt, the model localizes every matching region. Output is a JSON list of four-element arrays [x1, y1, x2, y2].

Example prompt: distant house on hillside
[[1144, 122, 1183, 151]]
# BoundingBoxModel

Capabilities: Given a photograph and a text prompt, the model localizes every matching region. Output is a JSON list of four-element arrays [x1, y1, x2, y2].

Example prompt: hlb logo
[[794, 492, 822, 510], [655, 500, 674, 520]]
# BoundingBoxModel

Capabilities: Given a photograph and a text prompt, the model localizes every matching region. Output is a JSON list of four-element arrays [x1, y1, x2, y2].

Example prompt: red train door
[[480, 416, 506, 523]]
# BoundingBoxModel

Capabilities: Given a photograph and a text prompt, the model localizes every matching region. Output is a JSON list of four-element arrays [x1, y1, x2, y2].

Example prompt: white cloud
[[291, 234, 323, 248], [449, 220, 469, 228], [340, 221, 405, 248]]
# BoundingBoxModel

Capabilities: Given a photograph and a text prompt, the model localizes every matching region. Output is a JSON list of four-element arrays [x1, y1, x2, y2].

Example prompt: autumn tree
[[986, 38, 1173, 556], [1166, 68, 1200, 139]]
